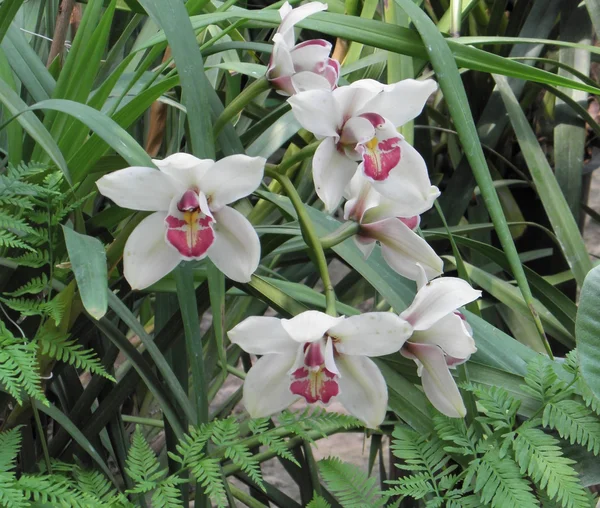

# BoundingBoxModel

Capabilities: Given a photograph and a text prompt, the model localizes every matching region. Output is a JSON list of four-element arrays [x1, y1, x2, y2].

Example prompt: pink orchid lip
[[399, 216, 420, 230], [177, 189, 200, 212], [359, 136, 402, 181], [289, 339, 340, 403]]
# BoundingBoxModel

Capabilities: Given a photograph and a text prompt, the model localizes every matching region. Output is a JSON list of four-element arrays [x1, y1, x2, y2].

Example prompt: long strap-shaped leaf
[[494, 74, 592, 287], [393, 0, 549, 350], [0, 0, 24, 44]]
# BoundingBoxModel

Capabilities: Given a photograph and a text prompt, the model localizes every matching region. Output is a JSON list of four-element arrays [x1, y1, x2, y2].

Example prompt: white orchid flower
[[267, 1, 340, 96], [228, 310, 412, 428], [287, 78, 438, 211], [399, 267, 481, 418], [343, 172, 443, 282], [96, 153, 265, 290]]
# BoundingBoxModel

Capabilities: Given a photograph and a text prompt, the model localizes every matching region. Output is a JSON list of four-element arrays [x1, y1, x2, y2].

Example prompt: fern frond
[[224, 442, 263, 489], [16, 474, 104, 507], [255, 431, 299, 465], [307, 495, 332, 508], [513, 425, 589, 507], [36, 328, 114, 380], [152, 476, 185, 508], [577, 378, 600, 415], [318, 457, 385, 508], [390, 427, 450, 476], [0, 322, 45, 404], [433, 415, 478, 456], [74, 468, 119, 503], [6, 250, 50, 268], [0, 472, 28, 508], [521, 357, 569, 403], [189, 456, 227, 507], [384, 471, 433, 500], [0, 428, 22, 476], [0, 231, 35, 252], [125, 427, 166, 494], [543, 400, 600, 455], [464, 383, 520, 430], [470, 450, 538, 507], [5, 274, 49, 297]]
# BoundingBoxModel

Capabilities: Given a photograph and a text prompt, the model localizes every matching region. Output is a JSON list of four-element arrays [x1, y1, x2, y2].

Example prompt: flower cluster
[[95, 1, 482, 430]]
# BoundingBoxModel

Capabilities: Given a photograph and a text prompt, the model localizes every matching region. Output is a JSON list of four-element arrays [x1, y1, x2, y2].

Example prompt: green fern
[[188, 456, 227, 507], [151, 476, 185, 508], [0, 230, 35, 251], [0, 321, 45, 404], [0, 295, 65, 324], [36, 328, 114, 380], [521, 356, 570, 403], [464, 383, 520, 430], [318, 457, 385, 508], [513, 424, 589, 507], [0, 427, 22, 474], [4, 274, 49, 297], [125, 427, 167, 494], [384, 472, 433, 500], [6, 250, 50, 268], [16, 474, 104, 507], [469, 449, 538, 507], [307, 495, 332, 508], [543, 400, 600, 454], [433, 414, 478, 457]]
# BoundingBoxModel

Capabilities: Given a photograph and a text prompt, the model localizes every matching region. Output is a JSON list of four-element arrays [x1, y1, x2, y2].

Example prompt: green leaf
[[577, 265, 600, 402], [0, 0, 24, 44], [493, 73, 592, 287], [62, 226, 108, 320]]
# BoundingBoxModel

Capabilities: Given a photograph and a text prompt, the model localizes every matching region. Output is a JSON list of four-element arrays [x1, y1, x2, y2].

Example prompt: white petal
[[353, 235, 376, 258], [288, 89, 342, 138], [228, 316, 297, 355], [207, 206, 260, 282], [96, 167, 178, 212], [324, 337, 340, 375], [153, 153, 214, 190], [410, 313, 476, 360], [199, 155, 265, 210], [329, 312, 412, 356], [291, 71, 334, 93], [343, 171, 381, 222], [336, 355, 388, 428], [368, 140, 440, 213], [360, 79, 437, 127], [290, 39, 332, 72], [333, 85, 379, 119], [123, 212, 181, 290], [281, 310, 345, 343], [313, 137, 359, 212], [340, 116, 375, 145], [268, 36, 295, 79], [400, 276, 481, 331], [407, 342, 466, 418], [243, 353, 299, 418], [277, 1, 327, 47], [362, 218, 443, 282]]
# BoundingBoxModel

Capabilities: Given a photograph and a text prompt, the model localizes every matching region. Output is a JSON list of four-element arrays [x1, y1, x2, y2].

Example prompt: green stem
[[31, 399, 52, 474], [121, 415, 165, 428], [228, 483, 269, 508], [213, 77, 270, 137], [174, 264, 209, 424], [320, 221, 360, 249], [265, 168, 337, 316], [274, 141, 321, 175]]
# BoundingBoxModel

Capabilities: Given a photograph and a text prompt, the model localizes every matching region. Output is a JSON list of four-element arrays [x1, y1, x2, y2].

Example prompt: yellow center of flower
[[365, 137, 378, 151]]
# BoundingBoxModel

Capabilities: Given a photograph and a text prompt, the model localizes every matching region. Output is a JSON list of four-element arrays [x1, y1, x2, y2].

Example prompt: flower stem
[[320, 221, 360, 249], [273, 140, 321, 174], [213, 76, 270, 137], [265, 168, 337, 316]]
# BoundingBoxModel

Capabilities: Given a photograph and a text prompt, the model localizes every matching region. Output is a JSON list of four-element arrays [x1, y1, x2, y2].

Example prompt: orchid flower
[[228, 310, 412, 428], [287, 78, 437, 211], [399, 267, 481, 417], [267, 1, 340, 96], [96, 153, 265, 290], [343, 172, 443, 282]]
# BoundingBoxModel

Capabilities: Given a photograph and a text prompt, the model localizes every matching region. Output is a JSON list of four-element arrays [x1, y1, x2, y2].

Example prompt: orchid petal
[[199, 155, 265, 211], [406, 342, 466, 418], [277, 1, 327, 47], [281, 310, 345, 343], [353, 235, 376, 258], [410, 313, 476, 360], [228, 316, 297, 355], [96, 167, 178, 212], [362, 218, 443, 281], [243, 353, 300, 417], [288, 89, 342, 138], [324, 337, 340, 375], [291, 72, 334, 93], [123, 212, 181, 290], [332, 85, 379, 119], [323, 58, 340, 88], [359, 79, 437, 127], [290, 39, 332, 71], [368, 140, 440, 210], [329, 312, 412, 356], [340, 116, 375, 146], [343, 171, 381, 222], [207, 206, 260, 282], [268, 36, 295, 83], [153, 153, 213, 190], [400, 276, 481, 331], [312, 137, 358, 212], [336, 355, 388, 428]]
